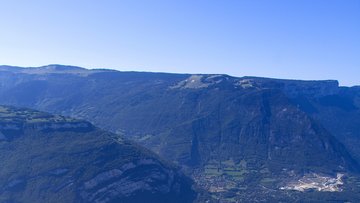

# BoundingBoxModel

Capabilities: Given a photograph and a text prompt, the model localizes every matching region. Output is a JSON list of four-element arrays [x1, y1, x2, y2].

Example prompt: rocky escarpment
[[0, 106, 196, 203], [79, 159, 185, 203], [238, 77, 340, 97], [170, 75, 340, 98]]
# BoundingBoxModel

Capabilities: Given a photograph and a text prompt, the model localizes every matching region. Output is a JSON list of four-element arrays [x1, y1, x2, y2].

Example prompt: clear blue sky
[[0, 0, 359, 86]]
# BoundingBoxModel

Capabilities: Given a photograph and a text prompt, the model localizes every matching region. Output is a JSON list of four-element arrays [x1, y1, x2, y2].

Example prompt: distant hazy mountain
[[1, 65, 360, 202], [0, 105, 195, 203]]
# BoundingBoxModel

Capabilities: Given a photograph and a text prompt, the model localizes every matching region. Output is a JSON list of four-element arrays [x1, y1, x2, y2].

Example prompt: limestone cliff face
[[237, 77, 340, 97], [0, 106, 196, 203]]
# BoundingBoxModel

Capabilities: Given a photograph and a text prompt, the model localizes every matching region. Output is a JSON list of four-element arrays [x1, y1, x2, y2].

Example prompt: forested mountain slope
[[0, 105, 196, 203]]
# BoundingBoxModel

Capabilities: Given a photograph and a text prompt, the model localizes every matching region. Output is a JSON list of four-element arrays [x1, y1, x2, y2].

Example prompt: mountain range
[[0, 64, 360, 202]]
